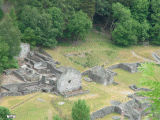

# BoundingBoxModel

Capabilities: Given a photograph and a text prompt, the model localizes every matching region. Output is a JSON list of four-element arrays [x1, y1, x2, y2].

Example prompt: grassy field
[[0, 30, 160, 120]]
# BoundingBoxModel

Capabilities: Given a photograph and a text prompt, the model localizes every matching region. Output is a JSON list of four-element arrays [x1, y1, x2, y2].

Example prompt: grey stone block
[[110, 100, 121, 106], [112, 116, 121, 120], [83, 77, 93, 82]]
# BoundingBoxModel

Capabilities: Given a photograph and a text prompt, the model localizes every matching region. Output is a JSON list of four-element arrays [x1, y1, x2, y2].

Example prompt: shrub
[[0, 106, 13, 120], [72, 99, 90, 120]]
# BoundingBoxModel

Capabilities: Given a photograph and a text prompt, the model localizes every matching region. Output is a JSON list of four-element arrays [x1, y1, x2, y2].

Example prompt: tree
[[150, 0, 160, 44], [0, 36, 10, 73], [94, 0, 110, 16], [9, 6, 18, 26], [0, 13, 21, 58], [0, 106, 13, 120], [19, 5, 41, 33], [65, 10, 92, 41], [21, 27, 38, 46], [72, 99, 90, 120], [130, 0, 150, 42], [111, 2, 139, 46], [130, 0, 149, 23], [137, 62, 160, 120], [79, 0, 96, 21], [0, 0, 3, 5], [112, 2, 131, 22], [38, 12, 58, 47], [47, 7, 65, 37], [112, 19, 139, 45]]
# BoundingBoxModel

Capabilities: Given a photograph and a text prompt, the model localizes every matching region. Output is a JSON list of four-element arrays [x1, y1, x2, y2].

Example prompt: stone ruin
[[129, 84, 152, 92], [82, 66, 118, 86], [107, 62, 144, 73], [82, 62, 143, 86], [0, 43, 89, 98], [90, 93, 152, 120]]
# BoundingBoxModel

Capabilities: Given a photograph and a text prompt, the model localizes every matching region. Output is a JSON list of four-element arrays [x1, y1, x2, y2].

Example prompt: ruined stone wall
[[38, 48, 53, 58], [0, 92, 22, 98], [31, 56, 44, 62], [107, 64, 120, 70], [34, 51, 51, 61], [89, 72, 104, 85], [119, 63, 132, 72], [13, 71, 27, 82], [81, 69, 91, 76], [62, 90, 90, 98], [90, 106, 116, 120], [56, 67, 81, 93], [46, 62, 63, 75]]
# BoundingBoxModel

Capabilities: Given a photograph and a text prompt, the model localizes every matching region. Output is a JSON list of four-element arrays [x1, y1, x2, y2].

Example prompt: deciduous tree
[[0, 106, 13, 120], [72, 99, 90, 120], [150, 0, 160, 44], [138, 62, 160, 119], [65, 10, 92, 41], [0, 13, 21, 58]]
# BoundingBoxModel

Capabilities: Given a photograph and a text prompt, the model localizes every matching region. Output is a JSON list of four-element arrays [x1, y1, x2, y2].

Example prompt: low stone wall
[[3, 69, 14, 75], [119, 63, 132, 72], [62, 90, 90, 98], [107, 64, 120, 70], [13, 71, 27, 82], [129, 84, 151, 91], [34, 51, 51, 61], [154, 52, 160, 61], [32, 56, 44, 62], [0, 92, 22, 98], [38, 48, 53, 58], [46, 62, 63, 75], [82, 70, 90, 76], [90, 106, 116, 120]]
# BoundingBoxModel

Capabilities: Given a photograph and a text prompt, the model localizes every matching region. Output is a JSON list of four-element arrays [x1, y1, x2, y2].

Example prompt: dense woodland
[[0, 0, 160, 73]]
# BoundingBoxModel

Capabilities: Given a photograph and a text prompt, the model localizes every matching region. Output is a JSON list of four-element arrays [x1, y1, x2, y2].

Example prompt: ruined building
[[0, 43, 89, 98]]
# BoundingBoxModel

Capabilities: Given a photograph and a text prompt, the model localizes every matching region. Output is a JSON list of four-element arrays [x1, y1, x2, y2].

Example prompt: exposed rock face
[[56, 67, 82, 93]]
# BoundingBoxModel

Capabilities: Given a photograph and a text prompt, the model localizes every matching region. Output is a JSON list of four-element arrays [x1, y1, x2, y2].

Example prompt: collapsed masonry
[[0, 43, 89, 98], [90, 93, 152, 120], [106, 62, 144, 73], [82, 62, 143, 86], [82, 66, 118, 85]]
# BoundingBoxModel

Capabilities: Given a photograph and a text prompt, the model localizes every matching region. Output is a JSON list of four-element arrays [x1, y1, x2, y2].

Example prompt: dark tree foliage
[[72, 99, 90, 120], [79, 0, 96, 21], [0, 13, 21, 57], [65, 10, 92, 41], [0, 106, 13, 120], [150, 0, 160, 44]]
